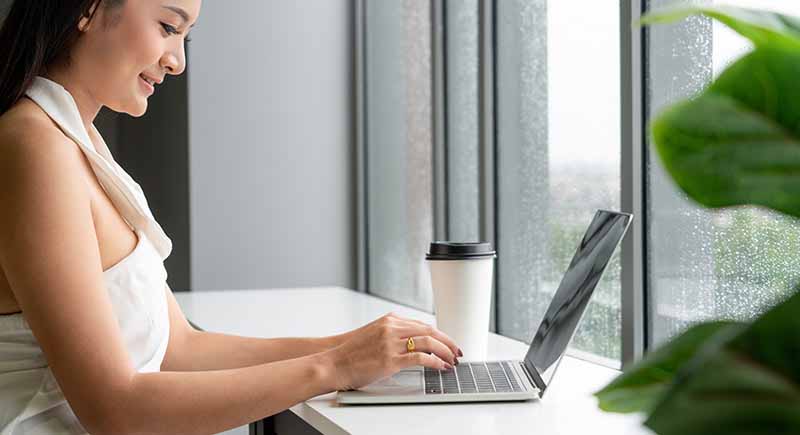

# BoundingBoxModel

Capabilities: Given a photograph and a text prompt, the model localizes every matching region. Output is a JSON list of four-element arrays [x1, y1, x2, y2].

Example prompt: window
[[495, 0, 622, 363], [445, 0, 481, 243], [358, 0, 799, 368], [363, 0, 435, 311], [362, 0, 623, 365], [646, 0, 800, 346]]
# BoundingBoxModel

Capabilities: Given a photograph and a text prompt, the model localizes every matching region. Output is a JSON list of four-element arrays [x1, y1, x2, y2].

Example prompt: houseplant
[[594, 5, 800, 435]]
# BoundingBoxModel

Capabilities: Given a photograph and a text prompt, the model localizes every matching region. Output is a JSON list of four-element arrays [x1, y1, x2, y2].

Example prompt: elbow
[[76, 409, 134, 435], [76, 403, 139, 435], [71, 382, 141, 435], [81, 416, 128, 435]]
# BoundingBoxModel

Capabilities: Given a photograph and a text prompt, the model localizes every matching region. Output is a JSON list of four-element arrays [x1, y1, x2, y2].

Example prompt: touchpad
[[357, 369, 423, 395]]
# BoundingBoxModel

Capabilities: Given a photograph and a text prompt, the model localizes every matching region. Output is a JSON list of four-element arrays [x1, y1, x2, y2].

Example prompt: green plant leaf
[[652, 45, 800, 219], [641, 5, 800, 49], [595, 321, 740, 414], [628, 5, 800, 435], [644, 291, 800, 435]]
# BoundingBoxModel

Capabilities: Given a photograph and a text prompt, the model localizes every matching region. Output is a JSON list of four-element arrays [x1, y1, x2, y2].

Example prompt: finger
[[400, 336, 456, 365], [395, 319, 461, 358], [397, 349, 452, 371]]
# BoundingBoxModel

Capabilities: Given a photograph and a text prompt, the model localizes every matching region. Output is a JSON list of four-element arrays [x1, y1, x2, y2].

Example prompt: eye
[[160, 22, 179, 36], [161, 22, 191, 42]]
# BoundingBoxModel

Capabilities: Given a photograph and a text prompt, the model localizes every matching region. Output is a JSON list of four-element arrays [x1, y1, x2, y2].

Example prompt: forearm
[[164, 329, 345, 371], [114, 352, 338, 435]]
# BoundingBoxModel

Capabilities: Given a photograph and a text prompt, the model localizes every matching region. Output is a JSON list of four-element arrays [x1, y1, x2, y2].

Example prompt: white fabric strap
[[24, 77, 172, 260]]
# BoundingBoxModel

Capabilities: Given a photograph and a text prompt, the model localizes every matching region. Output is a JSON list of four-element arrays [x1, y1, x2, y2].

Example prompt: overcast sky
[[546, 0, 800, 169]]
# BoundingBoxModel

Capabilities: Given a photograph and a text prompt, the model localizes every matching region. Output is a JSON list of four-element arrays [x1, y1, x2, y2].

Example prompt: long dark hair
[[0, 0, 122, 115]]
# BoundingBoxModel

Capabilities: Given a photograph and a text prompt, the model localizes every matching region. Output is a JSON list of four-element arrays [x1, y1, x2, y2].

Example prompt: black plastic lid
[[425, 242, 496, 261]]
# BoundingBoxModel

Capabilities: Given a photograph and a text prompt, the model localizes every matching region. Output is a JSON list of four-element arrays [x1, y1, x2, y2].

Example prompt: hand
[[325, 312, 463, 391]]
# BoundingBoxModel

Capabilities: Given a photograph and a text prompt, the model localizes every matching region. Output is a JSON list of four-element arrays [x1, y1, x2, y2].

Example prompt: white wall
[[188, 0, 355, 291]]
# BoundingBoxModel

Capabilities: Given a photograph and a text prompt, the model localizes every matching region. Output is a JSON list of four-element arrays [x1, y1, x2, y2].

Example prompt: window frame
[[620, 0, 648, 367]]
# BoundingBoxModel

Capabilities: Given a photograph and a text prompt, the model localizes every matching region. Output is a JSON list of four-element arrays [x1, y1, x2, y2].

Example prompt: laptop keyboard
[[424, 361, 524, 394]]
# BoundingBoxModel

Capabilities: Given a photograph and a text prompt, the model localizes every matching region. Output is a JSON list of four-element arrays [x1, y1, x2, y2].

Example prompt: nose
[[160, 42, 186, 76]]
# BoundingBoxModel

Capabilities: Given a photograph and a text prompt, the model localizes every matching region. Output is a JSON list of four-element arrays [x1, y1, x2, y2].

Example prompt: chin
[[126, 101, 149, 118], [106, 98, 148, 117]]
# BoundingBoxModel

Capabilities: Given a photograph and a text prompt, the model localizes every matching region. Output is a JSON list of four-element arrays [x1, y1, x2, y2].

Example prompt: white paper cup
[[426, 242, 496, 362]]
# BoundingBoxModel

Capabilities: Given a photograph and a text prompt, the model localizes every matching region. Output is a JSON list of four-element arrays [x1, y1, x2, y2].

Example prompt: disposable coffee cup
[[426, 242, 496, 362]]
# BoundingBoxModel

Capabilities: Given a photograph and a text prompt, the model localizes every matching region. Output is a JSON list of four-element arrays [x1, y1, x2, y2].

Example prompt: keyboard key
[[424, 367, 442, 394], [502, 362, 522, 392], [487, 362, 512, 392], [470, 363, 495, 392], [456, 365, 477, 393]]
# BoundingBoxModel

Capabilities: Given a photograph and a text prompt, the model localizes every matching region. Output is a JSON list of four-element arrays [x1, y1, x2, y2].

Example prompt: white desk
[[175, 287, 651, 435]]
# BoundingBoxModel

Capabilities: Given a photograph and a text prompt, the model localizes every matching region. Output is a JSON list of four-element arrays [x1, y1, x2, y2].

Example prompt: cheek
[[87, 28, 161, 88], [116, 29, 164, 105], [101, 31, 162, 114], [120, 25, 165, 69]]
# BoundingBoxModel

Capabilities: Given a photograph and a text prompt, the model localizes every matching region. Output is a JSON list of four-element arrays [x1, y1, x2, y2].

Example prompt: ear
[[78, 0, 101, 32]]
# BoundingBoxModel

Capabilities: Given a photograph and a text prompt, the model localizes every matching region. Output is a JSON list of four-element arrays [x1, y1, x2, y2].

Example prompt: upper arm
[[0, 124, 137, 432]]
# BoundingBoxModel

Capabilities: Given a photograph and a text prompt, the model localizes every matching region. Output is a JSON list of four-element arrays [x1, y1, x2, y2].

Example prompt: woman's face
[[71, 0, 201, 117]]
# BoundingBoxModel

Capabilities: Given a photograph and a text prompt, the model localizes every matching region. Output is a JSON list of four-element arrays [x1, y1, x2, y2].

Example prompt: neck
[[42, 68, 101, 133]]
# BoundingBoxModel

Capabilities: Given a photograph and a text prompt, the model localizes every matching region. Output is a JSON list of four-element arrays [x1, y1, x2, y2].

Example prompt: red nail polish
[[458, 348, 464, 357], [444, 363, 454, 370]]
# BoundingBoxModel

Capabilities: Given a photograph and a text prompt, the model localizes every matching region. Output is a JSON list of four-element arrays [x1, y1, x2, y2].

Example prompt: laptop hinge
[[520, 361, 545, 397], [518, 362, 537, 392]]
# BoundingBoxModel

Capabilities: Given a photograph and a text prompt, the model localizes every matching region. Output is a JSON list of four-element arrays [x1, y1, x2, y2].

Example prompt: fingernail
[[454, 358, 459, 366], [458, 348, 464, 357], [444, 363, 454, 370]]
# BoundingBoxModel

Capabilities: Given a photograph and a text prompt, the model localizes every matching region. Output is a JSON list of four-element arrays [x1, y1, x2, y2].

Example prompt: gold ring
[[406, 337, 415, 353]]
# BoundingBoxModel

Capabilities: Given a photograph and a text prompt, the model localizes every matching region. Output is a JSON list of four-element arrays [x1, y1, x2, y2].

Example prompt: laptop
[[336, 210, 632, 405]]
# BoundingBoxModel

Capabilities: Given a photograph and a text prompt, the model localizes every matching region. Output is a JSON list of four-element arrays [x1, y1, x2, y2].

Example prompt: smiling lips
[[138, 73, 162, 95]]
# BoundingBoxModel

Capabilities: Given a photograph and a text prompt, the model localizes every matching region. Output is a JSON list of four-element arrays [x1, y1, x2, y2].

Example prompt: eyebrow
[[162, 5, 195, 28]]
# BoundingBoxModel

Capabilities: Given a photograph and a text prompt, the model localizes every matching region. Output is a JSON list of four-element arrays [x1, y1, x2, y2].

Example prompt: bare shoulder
[[0, 97, 79, 154], [0, 98, 86, 189], [0, 97, 92, 242]]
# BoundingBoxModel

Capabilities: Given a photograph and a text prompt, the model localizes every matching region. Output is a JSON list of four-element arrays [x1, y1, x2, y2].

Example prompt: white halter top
[[0, 77, 174, 434]]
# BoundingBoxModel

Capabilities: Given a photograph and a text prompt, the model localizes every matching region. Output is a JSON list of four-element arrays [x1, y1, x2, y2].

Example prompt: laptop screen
[[522, 210, 631, 395]]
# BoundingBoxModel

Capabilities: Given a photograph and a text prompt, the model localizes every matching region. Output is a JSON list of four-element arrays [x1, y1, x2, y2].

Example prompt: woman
[[0, 1, 461, 434]]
